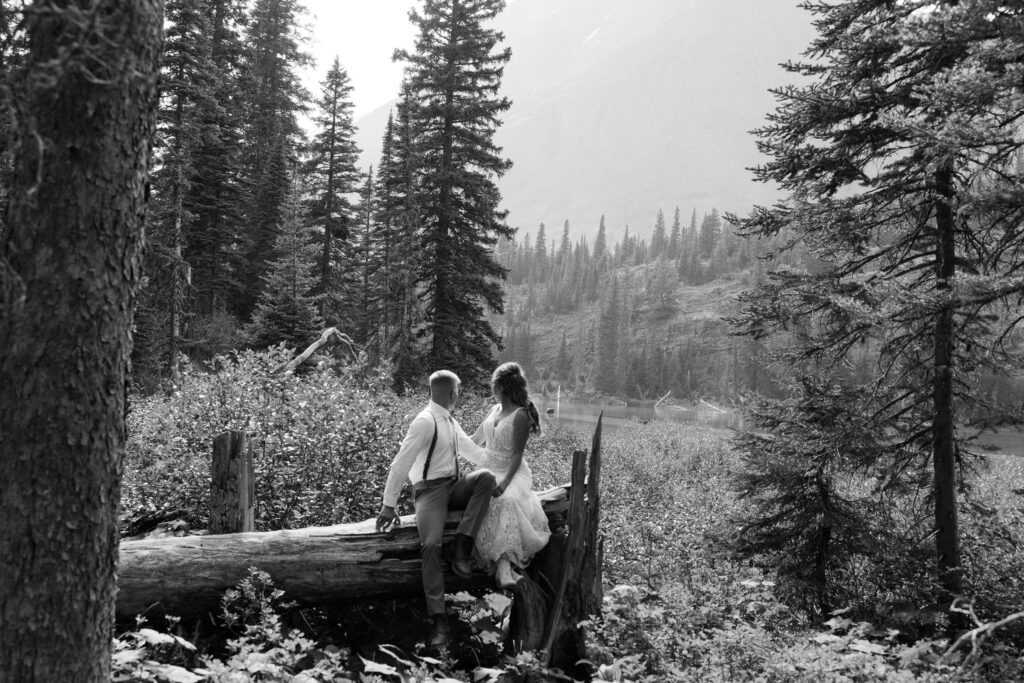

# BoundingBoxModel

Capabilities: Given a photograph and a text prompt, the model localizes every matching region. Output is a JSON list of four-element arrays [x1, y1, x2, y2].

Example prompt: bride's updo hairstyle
[[492, 362, 541, 434]]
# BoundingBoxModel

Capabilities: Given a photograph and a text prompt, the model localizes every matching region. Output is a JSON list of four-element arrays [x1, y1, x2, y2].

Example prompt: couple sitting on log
[[375, 362, 550, 650]]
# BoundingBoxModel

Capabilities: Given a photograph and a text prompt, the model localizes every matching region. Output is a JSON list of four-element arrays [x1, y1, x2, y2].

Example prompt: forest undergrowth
[[118, 349, 1024, 681]]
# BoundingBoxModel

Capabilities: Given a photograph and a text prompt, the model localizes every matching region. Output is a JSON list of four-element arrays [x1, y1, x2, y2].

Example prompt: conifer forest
[[2, 1, 1024, 682]]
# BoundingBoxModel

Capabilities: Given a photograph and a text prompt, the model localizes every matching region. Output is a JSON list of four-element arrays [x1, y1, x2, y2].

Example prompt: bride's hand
[[492, 483, 506, 497]]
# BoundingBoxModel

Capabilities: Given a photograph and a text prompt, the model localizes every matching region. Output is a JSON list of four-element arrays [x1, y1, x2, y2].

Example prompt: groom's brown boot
[[450, 533, 474, 578]]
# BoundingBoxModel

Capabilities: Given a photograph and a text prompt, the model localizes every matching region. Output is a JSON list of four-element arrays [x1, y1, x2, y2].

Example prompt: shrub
[[124, 348, 423, 530]]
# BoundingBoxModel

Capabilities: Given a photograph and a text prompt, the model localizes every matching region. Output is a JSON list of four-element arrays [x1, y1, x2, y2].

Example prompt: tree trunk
[[544, 416, 604, 678], [117, 514, 474, 622], [0, 2, 163, 680], [209, 431, 255, 534], [932, 163, 962, 597], [117, 487, 568, 624]]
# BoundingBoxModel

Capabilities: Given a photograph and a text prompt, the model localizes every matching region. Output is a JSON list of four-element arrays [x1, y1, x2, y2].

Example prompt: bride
[[470, 362, 551, 589]]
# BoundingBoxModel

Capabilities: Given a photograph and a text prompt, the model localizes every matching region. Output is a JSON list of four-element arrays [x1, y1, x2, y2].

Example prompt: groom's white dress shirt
[[382, 400, 483, 509]]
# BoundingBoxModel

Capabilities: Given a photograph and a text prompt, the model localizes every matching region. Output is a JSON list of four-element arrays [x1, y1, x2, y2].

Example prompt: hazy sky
[[302, 1, 419, 119]]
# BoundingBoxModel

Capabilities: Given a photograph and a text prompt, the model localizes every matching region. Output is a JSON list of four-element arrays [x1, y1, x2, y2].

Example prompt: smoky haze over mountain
[[356, 0, 815, 242]]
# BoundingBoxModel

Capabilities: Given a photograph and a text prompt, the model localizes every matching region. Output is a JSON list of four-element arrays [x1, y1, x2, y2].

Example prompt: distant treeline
[[489, 207, 804, 402], [493, 206, 1024, 415]]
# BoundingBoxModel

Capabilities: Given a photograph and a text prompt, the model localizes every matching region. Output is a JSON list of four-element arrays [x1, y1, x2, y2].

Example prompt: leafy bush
[[120, 377, 1024, 681], [124, 348, 423, 530]]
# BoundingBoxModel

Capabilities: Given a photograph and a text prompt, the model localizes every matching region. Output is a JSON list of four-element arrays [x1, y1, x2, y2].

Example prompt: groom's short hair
[[429, 370, 461, 391]]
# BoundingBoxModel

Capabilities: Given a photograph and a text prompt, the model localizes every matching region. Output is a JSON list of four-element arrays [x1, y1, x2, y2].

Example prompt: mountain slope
[[356, 0, 815, 243]]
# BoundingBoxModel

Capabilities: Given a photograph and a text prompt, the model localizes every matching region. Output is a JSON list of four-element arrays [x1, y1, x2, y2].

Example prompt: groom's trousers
[[413, 468, 496, 615]]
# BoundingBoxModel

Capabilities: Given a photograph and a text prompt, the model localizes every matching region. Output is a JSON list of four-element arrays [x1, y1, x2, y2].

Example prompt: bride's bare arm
[[470, 422, 485, 446], [470, 404, 495, 446]]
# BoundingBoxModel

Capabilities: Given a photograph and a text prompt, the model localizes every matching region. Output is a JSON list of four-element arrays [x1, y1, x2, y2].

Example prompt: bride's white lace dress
[[474, 405, 551, 569]]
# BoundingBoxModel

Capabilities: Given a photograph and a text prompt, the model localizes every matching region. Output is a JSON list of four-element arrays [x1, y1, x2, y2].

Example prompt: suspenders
[[422, 417, 439, 480]]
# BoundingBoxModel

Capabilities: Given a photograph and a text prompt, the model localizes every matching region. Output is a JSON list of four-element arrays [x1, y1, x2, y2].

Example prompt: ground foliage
[[120, 356, 1024, 681]]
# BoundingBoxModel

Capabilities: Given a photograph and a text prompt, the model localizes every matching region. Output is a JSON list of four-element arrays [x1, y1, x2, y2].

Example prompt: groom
[[376, 370, 496, 649]]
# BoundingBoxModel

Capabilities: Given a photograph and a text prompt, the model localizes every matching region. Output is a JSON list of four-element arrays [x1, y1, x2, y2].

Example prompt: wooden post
[[209, 431, 254, 534], [541, 414, 603, 678]]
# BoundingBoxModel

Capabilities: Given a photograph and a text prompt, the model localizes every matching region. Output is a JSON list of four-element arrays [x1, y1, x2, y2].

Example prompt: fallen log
[[116, 486, 569, 623]]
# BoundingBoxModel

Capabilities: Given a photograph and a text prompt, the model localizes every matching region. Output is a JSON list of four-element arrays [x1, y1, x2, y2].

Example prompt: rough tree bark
[[117, 487, 570, 624], [0, 1, 163, 680], [932, 162, 961, 597], [209, 431, 255, 534]]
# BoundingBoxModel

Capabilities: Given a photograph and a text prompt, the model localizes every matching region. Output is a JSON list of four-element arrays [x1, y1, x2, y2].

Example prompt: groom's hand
[[376, 505, 400, 533]]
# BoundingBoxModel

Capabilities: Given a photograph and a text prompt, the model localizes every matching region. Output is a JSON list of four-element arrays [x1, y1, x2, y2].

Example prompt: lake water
[[534, 397, 744, 433], [535, 397, 1024, 458]]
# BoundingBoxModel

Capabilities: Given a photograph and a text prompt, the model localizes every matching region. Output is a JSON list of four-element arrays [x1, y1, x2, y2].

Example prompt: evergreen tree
[[350, 170, 375, 347], [246, 183, 322, 349], [613, 289, 632, 397], [236, 0, 311, 320], [594, 214, 607, 263], [646, 254, 679, 318], [0, 1, 162, 674], [184, 0, 248, 324], [698, 209, 721, 258], [668, 206, 681, 260], [138, 0, 217, 383], [557, 219, 571, 264], [620, 225, 632, 266], [734, 377, 892, 612], [734, 0, 1024, 599], [650, 209, 667, 259], [534, 222, 547, 275], [306, 57, 361, 322], [374, 82, 424, 381], [397, 0, 514, 382], [594, 278, 620, 395], [555, 329, 572, 383]]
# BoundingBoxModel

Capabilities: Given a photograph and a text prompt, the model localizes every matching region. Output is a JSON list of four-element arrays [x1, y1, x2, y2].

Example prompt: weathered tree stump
[[209, 431, 254, 534], [541, 415, 603, 678]]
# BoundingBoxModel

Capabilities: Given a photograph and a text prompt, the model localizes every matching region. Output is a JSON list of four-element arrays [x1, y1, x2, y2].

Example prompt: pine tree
[[594, 278, 620, 395], [650, 209, 667, 259], [0, 1, 162, 674], [646, 254, 679, 318], [557, 220, 571, 265], [306, 57, 362, 322], [734, 377, 890, 612], [734, 0, 1024, 599], [184, 0, 248, 323], [698, 209, 721, 258], [246, 183, 322, 349], [668, 206, 681, 260], [594, 214, 608, 264], [350, 171, 375, 347], [374, 83, 424, 381], [397, 0, 514, 382], [533, 222, 547, 275], [555, 329, 572, 383], [620, 225, 632, 266], [236, 0, 311, 320], [138, 0, 217, 383]]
